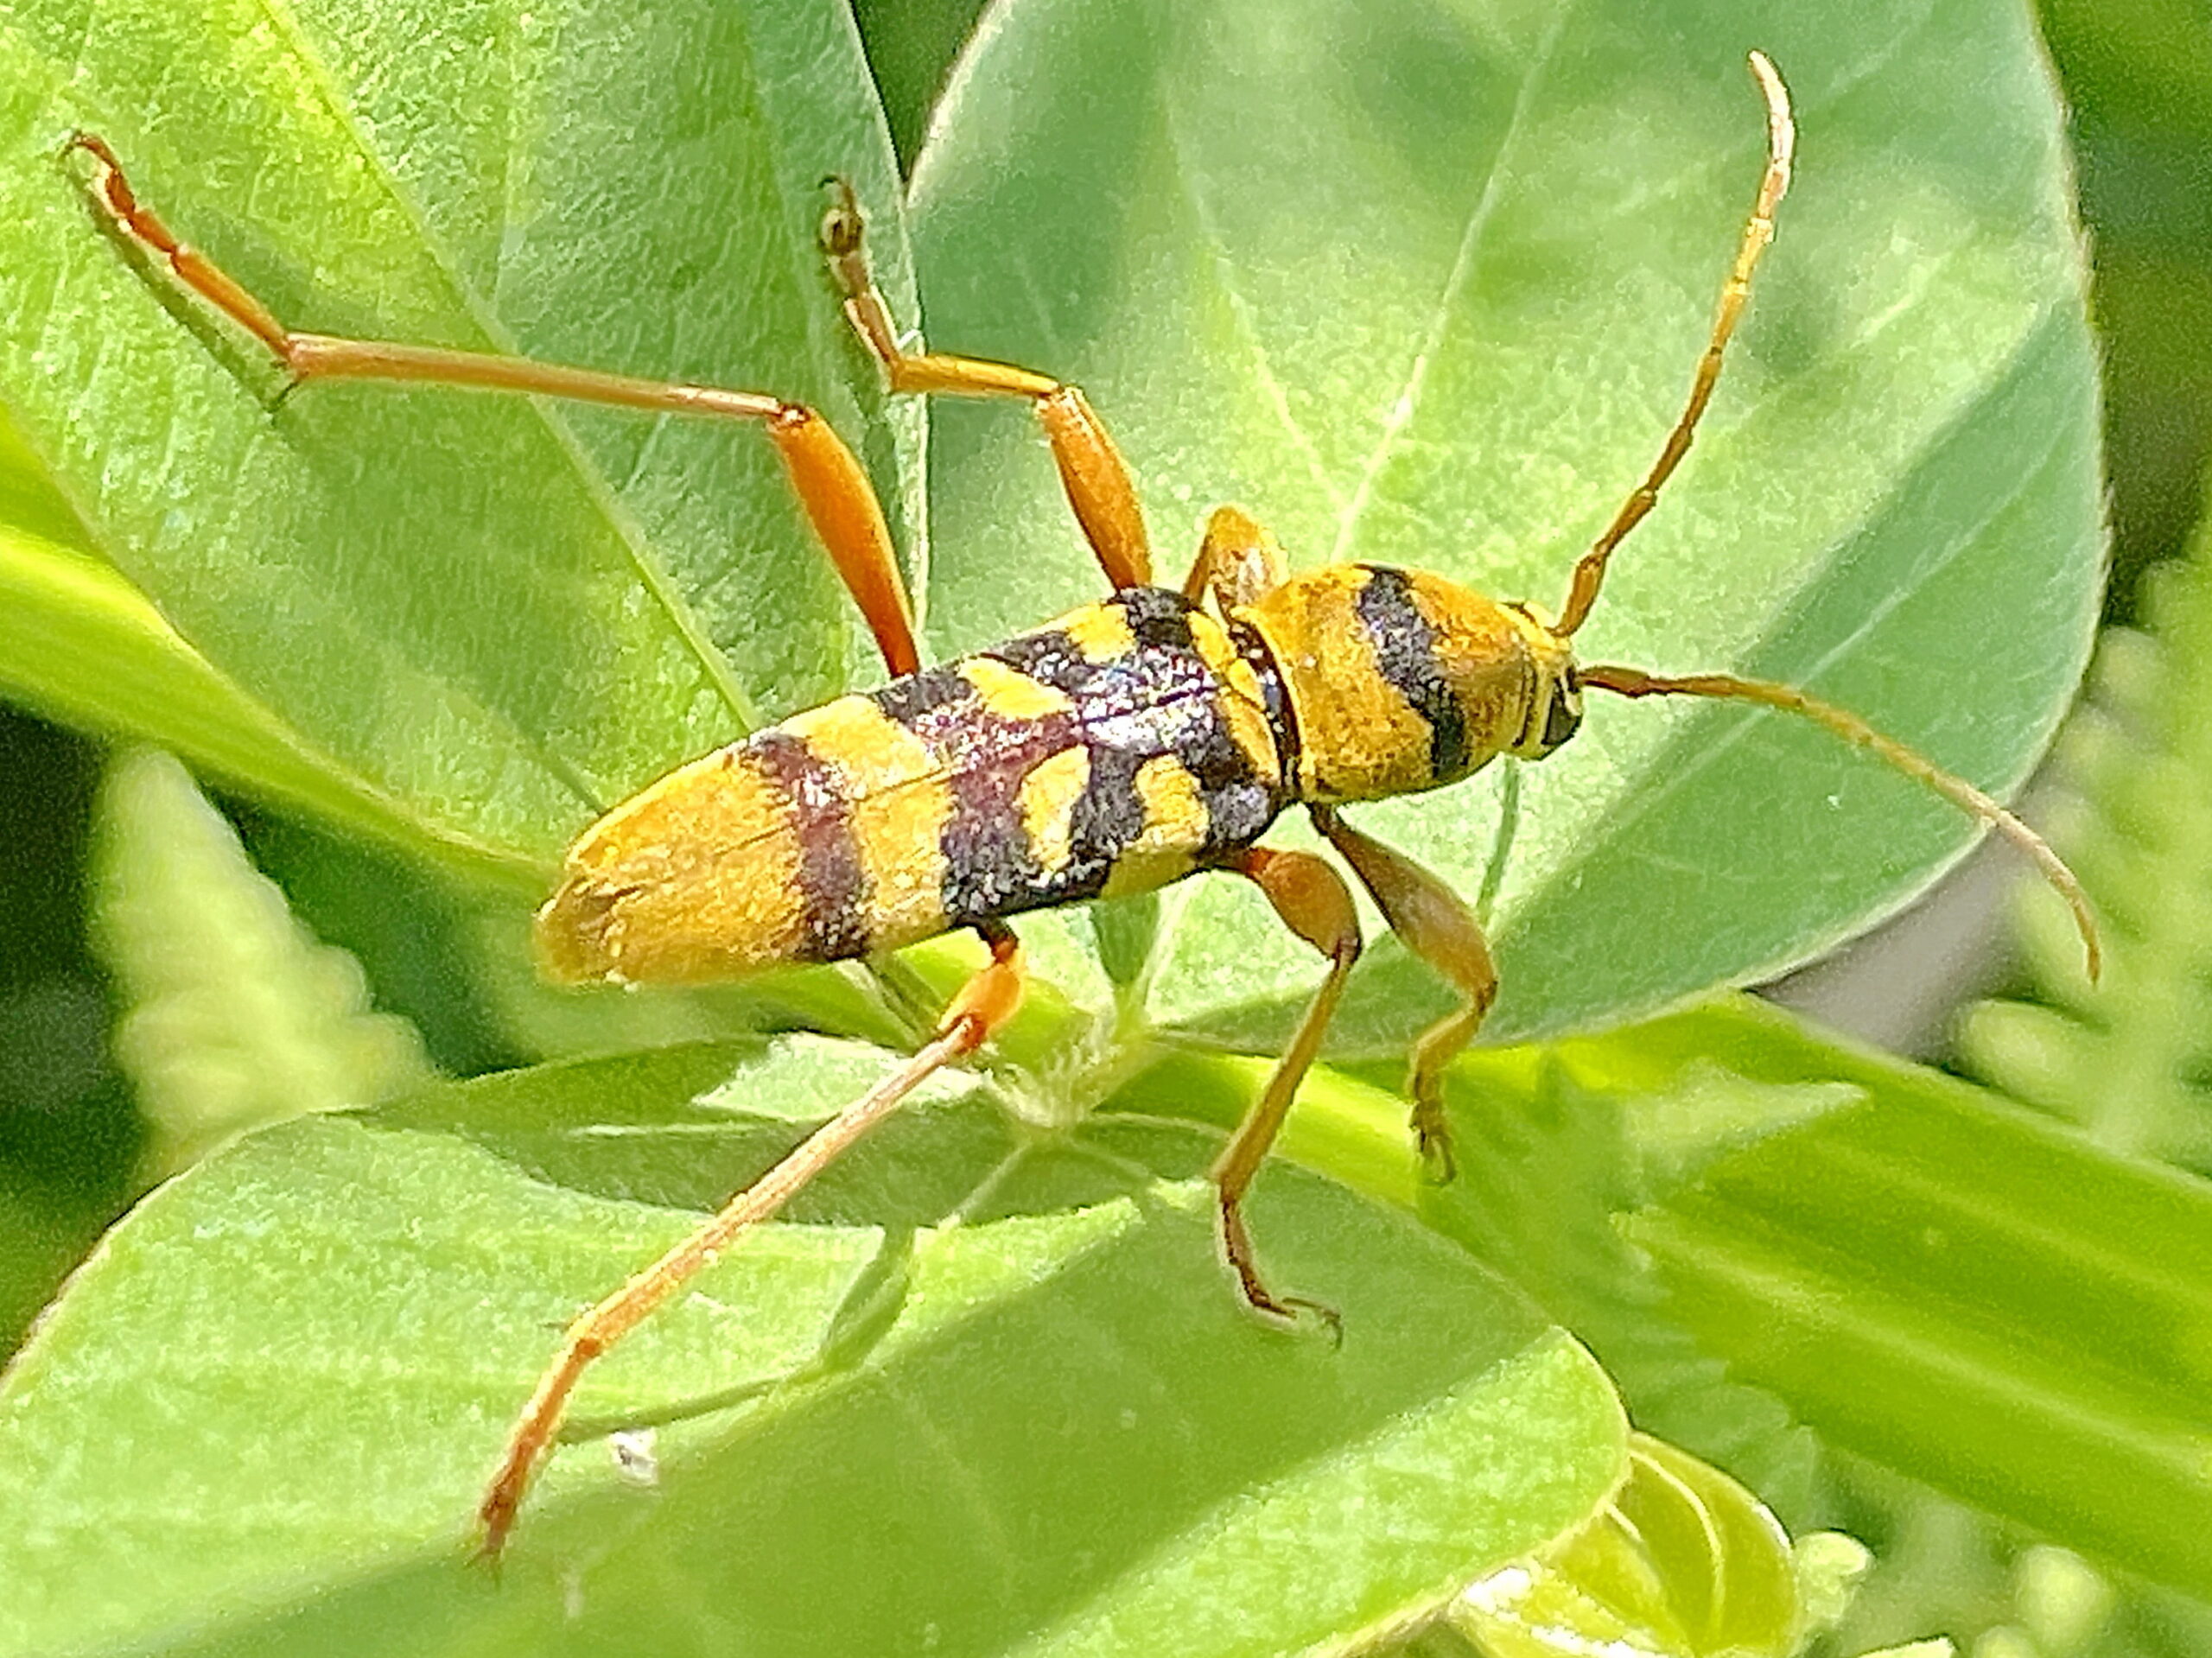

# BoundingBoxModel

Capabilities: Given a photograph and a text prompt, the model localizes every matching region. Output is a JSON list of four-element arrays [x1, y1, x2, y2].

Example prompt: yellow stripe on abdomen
[[784, 695, 953, 956], [1102, 754, 1209, 898], [535, 742, 810, 984], [1016, 745, 1092, 880]]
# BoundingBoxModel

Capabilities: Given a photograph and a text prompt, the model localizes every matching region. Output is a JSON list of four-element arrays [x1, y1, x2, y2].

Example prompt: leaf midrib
[[1326, 1, 1578, 568]]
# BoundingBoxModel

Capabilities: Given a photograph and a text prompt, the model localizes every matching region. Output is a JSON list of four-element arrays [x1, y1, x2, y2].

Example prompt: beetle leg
[[820, 181, 1151, 594], [1181, 505, 1289, 611], [476, 923, 1024, 1560], [67, 133, 923, 679], [1209, 848, 1362, 1324], [1309, 806, 1497, 1181]]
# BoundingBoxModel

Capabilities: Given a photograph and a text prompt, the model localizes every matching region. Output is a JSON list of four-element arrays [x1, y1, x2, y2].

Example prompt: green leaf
[[1421, 1043, 1830, 1513], [911, 0, 2102, 1046], [849, 0, 992, 171], [0, 515, 543, 893], [0, 400, 535, 888], [1554, 999, 2212, 1604], [0, 0, 918, 867], [0, 391, 92, 545], [1450, 1434, 1849, 1658], [1170, 1013, 1832, 1508], [90, 748, 435, 1174], [0, 1040, 1624, 1658]]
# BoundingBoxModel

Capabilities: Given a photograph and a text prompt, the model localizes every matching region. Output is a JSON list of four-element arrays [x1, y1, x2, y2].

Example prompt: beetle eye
[[1541, 690, 1583, 752]]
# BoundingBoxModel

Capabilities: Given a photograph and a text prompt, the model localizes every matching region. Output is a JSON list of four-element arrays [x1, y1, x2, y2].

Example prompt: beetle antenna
[[1556, 52, 1795, 637], [1579, 663, 2101, 980]]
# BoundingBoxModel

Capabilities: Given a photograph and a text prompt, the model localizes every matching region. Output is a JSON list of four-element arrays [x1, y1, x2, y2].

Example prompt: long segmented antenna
[[1556, 52, 1796, 637], [1579, 663, 2102, 980]]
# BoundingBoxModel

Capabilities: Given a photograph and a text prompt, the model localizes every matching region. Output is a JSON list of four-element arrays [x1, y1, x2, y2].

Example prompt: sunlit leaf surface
[[0, 1041, 1623, 1657]]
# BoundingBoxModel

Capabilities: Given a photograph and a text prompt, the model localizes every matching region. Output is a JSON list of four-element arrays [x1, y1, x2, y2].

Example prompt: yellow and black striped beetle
[[73, 51, 2098, 1557]]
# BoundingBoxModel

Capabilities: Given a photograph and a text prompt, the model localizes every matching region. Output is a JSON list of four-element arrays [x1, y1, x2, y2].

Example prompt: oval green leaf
[[0, 1040, 1624, 1657]]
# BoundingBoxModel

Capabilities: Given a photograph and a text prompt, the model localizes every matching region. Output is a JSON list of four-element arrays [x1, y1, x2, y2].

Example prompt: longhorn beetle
[[73, 52, 2099, 1558]]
